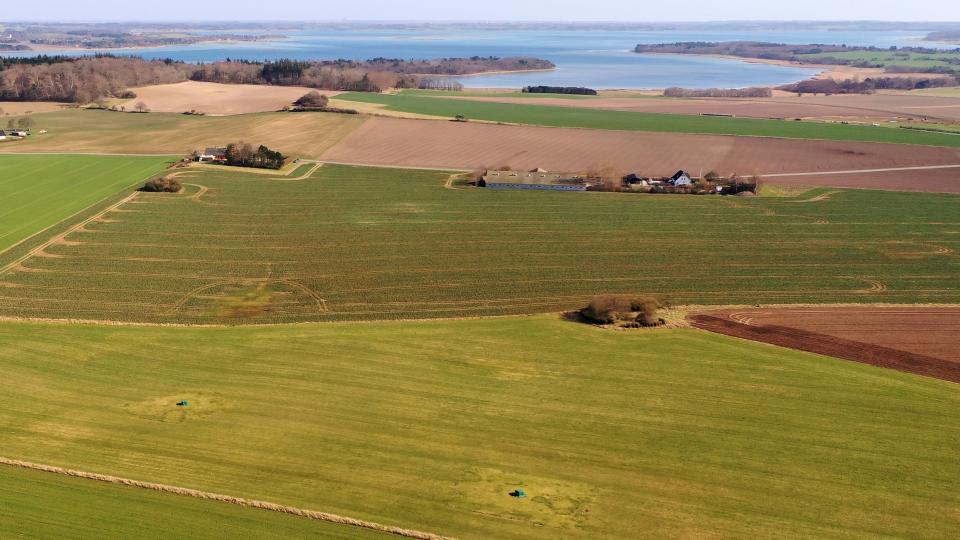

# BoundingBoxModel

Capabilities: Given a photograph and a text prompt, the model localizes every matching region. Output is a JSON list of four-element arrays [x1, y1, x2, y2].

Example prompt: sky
[[3, 1, 959, 23]]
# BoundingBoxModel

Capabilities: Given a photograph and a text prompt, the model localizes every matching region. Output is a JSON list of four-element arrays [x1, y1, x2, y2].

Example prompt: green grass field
[[1, 316, 957, 539], [798, 50, 960, 71], [912, 87, 960, 98], [335, 92, 960, 147], [0, 466, 385, 539], [0, 163, 957, 323], [0, 154, 174, 253]]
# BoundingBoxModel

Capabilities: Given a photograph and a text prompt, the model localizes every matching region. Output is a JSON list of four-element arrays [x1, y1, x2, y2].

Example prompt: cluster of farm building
[[0, 128, 31, 141], [480, 168, 758, 195]]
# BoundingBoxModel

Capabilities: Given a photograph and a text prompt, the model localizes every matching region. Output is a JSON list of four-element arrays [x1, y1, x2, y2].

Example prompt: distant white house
[[197, 146, 227, 162], [671, 170, 693, 186], [0, 131, 6, 141]]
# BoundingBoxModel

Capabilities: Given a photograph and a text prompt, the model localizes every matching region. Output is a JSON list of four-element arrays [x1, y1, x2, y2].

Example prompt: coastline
[[9, 37, 280, 54], [428, 67, 558, 78], [647, 52, 955, 83]]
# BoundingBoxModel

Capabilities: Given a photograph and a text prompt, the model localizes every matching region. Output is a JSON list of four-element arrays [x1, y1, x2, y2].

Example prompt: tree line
[[224, 142, 285, 170], [663, 87, 772, 98], [522, 86, 598, 95], [780, 76, 958, 94], [0, 55, 554, 103]]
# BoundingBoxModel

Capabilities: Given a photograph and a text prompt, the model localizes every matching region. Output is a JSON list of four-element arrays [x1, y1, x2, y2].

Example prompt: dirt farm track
[[690, 307, 960, 383], [322, 117, 960, 192]]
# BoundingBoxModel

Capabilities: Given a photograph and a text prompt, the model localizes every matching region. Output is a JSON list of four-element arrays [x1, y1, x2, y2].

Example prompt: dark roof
[[203, 147, 227, 156], [671, 170, 689, 181]]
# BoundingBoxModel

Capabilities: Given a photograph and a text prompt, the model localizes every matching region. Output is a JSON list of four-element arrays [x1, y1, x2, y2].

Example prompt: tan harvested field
[[446, 91, 960, 123], [691, 307, 960, 383], [0, 109, 365, 158], [0, 102, 71, 115], [321, 117, 960, 191], [123, 81, 343, 115]]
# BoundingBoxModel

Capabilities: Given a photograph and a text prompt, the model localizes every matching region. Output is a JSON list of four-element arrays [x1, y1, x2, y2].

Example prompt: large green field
[[335, 92, 960, 147], [0, 163, 957, 323], [0, 466, 385, 539], [1, 316, 957, 539], [0, 154, 173, 253], [798, 50, 960, 71]]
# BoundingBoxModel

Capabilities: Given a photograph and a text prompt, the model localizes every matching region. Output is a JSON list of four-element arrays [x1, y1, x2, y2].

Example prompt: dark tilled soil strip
[[689, 315, 960, 384]]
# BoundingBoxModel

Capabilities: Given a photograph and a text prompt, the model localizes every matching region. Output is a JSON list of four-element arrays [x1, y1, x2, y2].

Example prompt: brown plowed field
[[322, 117, 960, 191], [690, 307, 960, 383], [123, 81, 342, 115], [449, 91, 960, 122]]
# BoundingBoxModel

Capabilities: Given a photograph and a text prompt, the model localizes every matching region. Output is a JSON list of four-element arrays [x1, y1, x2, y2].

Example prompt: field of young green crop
[[335, 92, 960, 147], [798, 50, 960, 71], [0, 163, 958, 323], [0, 154, 174, 253], [2, 315, 958, 539], [0, 465, 384, 539]]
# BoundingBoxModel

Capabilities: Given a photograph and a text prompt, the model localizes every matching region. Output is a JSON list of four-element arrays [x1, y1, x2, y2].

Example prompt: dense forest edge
[[0, 55, 554, 102]]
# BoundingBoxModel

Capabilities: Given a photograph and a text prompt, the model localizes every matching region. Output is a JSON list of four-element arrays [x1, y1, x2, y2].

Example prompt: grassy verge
[[336, 92, 960, 147], [0, 465, 386, 539]]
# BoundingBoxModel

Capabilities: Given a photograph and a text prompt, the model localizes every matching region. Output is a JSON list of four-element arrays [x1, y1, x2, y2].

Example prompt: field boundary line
[[0, 456, 455, 540], [2, 303, 960, 329], [0, 192, 140, 277], [319, 160, 470, 173], [0, 152, 181, 157], [763, 164, 960, 177]]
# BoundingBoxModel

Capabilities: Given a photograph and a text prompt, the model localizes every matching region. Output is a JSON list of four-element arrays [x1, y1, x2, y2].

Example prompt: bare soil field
[[321, 117, 960, 191], [123, 81, 342, 115], [762, 168, 960, 193], [690, 307, 960, 383], [0, 102, 71, 115], [446, 92, 960, 123]]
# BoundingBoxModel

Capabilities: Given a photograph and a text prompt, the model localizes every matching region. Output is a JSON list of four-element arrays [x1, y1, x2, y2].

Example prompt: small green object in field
[[176, 400, 188, 407], [510, 488, 526, 498]]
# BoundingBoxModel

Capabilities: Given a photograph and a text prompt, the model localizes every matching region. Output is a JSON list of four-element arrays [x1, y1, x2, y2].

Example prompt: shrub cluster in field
[[288, 91, 359, 114], [141, 176, 182, 193], [579, 295, 666, 327]]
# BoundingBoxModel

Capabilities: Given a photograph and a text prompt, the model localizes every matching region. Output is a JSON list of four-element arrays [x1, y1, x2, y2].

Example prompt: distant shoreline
[[430, 67, 558, 78], [11, 37, 282, 54]]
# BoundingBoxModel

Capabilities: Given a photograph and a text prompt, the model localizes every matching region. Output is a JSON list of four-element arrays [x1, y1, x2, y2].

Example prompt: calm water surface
[[3, 28, 953, 89]]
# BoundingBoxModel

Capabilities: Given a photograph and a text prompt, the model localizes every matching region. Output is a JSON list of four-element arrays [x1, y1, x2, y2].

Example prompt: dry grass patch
[[0, 109, 366, 158], [122, 81, 342, 115]]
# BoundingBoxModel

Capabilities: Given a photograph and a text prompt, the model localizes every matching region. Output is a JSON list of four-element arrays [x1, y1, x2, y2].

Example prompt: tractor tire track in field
[[0, 457, 455, 540], [166, 279, 328, 316], [857, 278, 888, 294], [0, 192, 140, 277]]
